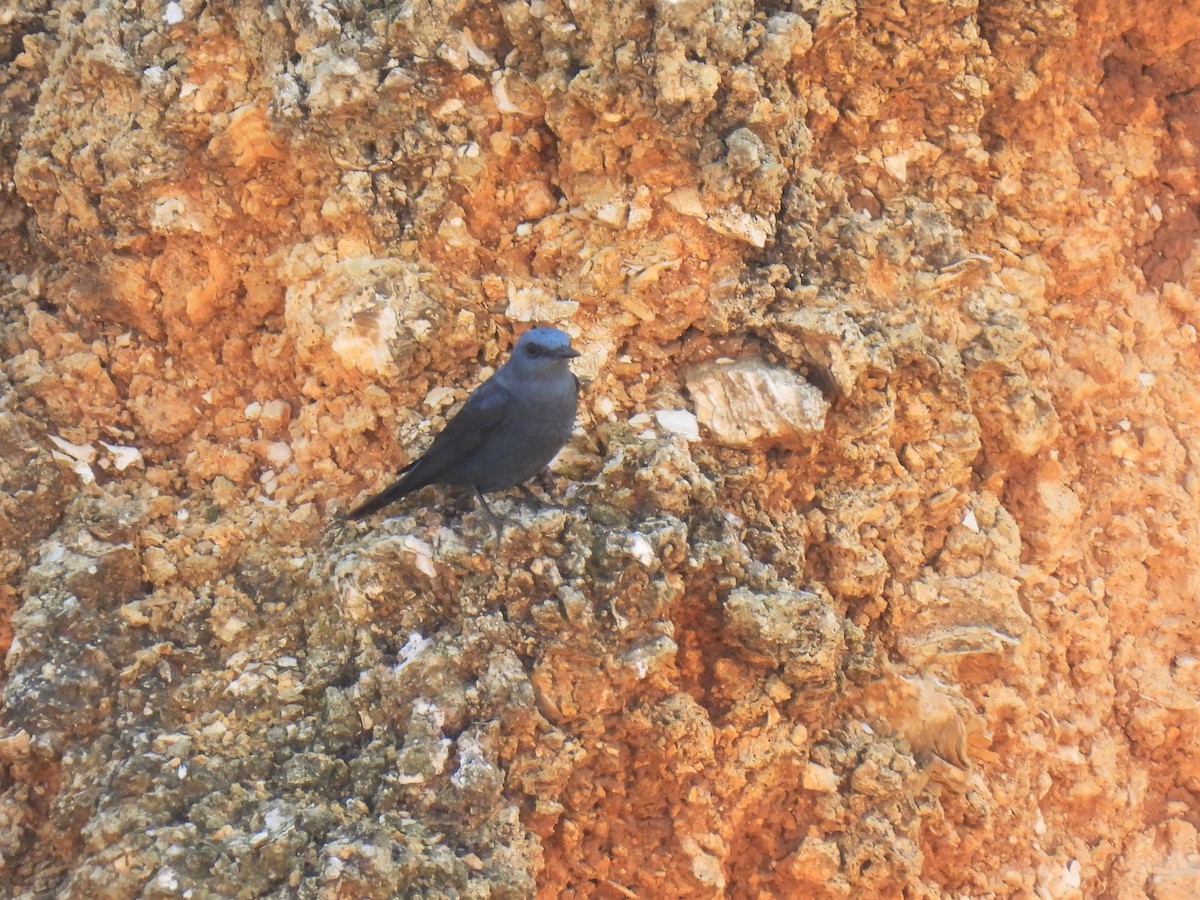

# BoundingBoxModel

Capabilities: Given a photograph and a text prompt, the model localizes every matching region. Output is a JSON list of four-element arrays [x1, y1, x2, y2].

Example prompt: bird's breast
[[450, 374, 576, 491]]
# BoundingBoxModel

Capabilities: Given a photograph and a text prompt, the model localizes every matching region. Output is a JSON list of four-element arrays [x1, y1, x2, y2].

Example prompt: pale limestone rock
[[505, 283, 579, 322], [281, 249, 434, 376], [99, 441, 143, 471], [686, 359, 828, 447], [704, 206, 774, 247], [803, 762, 840, 793], [654, 409, 700, 442]]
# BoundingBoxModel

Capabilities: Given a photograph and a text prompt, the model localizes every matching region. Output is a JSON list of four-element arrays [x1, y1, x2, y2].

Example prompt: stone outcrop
[[1, 1, 1198, 896]]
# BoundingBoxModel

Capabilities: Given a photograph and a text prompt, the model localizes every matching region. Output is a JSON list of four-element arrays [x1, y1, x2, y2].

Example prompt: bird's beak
[[555, 347, 581, 360]]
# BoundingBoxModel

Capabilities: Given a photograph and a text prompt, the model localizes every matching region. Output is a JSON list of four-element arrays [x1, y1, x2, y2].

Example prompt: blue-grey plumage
[[346, 327, 580, 520]]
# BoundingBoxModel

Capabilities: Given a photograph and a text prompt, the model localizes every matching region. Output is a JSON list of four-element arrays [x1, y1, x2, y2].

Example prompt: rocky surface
[[2, 0, 1199, 896]]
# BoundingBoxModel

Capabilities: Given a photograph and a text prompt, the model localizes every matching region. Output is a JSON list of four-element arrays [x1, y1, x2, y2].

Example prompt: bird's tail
[[345, 460, 423, 520]]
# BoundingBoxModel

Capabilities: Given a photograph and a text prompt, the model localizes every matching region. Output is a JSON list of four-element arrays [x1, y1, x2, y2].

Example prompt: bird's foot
[[518, 483, 563, 510], [473, 488, 505, 546]]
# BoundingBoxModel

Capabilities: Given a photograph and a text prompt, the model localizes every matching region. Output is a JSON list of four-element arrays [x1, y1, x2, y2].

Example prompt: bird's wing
[[413, 376, 513, 480], [345, 377, 512, 520]]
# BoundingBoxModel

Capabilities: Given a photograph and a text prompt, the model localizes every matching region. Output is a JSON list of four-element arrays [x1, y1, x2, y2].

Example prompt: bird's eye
[[525, 344, 540, 356]]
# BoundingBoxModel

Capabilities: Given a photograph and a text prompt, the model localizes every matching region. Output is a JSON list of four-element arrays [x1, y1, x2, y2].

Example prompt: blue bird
[[347, 327, 580, 520]]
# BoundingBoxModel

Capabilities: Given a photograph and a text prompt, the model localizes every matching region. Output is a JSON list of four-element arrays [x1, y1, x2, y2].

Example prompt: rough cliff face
[[2, 0, 1198, 896]]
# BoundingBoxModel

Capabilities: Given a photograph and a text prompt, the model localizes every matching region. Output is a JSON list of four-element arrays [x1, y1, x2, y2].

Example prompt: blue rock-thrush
[[346, 326, 581, 520]]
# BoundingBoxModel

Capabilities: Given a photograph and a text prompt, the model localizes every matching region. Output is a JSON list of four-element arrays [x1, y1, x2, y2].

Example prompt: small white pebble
[[426, 386, 456, 408], [802, 762, 840, 793], [1138, 372, 1155, 387], [492, 74, 526, 115], [100, 441, 143, 472], [402, 535, 437, 578], [654, 409, 700, 442], [628, 534, 655, 566], [52, 456, 95, 485], [49, 434, 96, 463], [266, 442, 292, 467], [961, 508, 979, 533], [1063, 860, 1081, 889], [261, 399, 290, 424], [164, 1, 184, 25]]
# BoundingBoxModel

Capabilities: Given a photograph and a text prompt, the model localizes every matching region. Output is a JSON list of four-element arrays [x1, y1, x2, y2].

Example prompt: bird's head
[[505, 326, 580, 379]]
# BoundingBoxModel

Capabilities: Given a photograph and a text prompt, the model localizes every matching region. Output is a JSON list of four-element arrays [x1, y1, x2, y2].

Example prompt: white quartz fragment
[[685, 359, 828, 447]]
